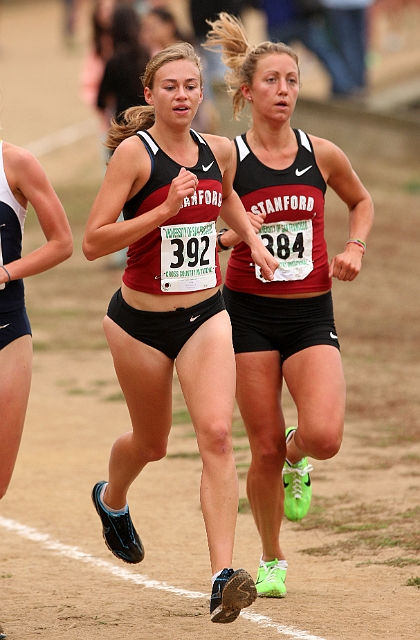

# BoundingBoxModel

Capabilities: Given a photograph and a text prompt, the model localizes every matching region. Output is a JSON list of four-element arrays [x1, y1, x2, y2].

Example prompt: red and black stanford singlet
[[122, 129, 223, 294], [226, 129, 331, 296]]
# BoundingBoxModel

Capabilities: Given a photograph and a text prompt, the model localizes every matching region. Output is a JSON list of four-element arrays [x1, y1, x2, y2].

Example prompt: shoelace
[[261, 563, 284, 584], [283, 463, 314, 499], [113, 511, 137, 541]]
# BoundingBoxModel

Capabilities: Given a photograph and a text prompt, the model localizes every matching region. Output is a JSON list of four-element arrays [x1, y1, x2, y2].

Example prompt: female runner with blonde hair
[[204, 13, 374, 597], [83, 42, 278, 623]]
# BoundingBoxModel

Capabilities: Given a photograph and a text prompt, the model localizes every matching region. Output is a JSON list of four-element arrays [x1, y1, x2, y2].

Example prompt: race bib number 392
[[160, 222, 217, 292], [256, 219, 314, 282]]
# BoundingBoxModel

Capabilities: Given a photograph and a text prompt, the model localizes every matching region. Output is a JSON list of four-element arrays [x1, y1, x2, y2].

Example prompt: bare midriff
[[121, 282, 220, 312]]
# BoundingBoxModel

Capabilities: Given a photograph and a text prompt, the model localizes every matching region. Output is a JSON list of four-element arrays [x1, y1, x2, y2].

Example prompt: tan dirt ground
[[0, 2, 419, 639]]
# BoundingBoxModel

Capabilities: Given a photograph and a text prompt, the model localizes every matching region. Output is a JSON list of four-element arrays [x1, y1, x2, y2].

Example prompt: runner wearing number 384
[[82, 42, 278, 623], [204, 13, 374, 598]]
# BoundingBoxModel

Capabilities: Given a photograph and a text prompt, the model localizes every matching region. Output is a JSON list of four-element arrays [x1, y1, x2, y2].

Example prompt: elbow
[[63, 238, 73, 261], [56, 236, 73, 263], [82, 238, 100, 261]]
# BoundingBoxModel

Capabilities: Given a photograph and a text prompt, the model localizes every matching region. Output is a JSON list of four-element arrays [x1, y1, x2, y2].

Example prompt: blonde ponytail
[[106, 106, 155, 151], [204, 12, 300, 119]]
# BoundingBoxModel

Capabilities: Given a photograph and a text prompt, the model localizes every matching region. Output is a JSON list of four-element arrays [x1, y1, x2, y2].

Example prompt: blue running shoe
[[92, 481, 144, 564], [210, 568, 257, 623]]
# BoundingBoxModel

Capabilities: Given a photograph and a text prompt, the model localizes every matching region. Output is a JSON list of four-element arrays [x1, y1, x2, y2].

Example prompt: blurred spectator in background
[[131, 0, 171, 17], [259, 0, 359, 97], [62, 0, 84, 45], [97, 3, 149, 124], [80, 0, 115, 145], [97, 3, 149, 268], [321, 0, 374, 94], [140, 6, 188, 57]]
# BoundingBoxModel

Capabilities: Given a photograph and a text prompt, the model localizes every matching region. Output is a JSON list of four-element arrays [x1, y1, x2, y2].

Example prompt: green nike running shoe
[[255, 559, 287, 598], [283, 427, 313, 521]]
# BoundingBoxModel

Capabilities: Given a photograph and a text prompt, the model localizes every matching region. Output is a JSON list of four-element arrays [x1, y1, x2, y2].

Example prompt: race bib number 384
[[160, 222, 217, 292], [256, 219, 314, 282]]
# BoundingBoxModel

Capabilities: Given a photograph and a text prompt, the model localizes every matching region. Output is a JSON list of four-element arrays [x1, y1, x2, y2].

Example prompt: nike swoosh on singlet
[[0, 324, 10, 329], [202, 162, 214, 172], [295, 165, 312, 176]]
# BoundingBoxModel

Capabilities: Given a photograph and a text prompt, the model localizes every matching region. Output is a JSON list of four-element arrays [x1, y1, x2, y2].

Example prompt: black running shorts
[[0, 306, 32, 350], [222, 285, 340, 363], [107, 288, 226, 360]]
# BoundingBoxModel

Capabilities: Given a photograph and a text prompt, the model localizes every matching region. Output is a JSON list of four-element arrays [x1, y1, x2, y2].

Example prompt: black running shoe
[[91, 481, 144, 564], [210, 568, 257, 623]]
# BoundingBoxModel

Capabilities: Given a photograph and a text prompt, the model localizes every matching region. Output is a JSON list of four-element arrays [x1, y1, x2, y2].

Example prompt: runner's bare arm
[[82, 138, 198, 260], [313, 136, 374, 281], [0, 144, 72, 285]]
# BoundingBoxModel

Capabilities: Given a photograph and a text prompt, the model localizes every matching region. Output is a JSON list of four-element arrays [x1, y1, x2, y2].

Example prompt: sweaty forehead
[[256, 52, 298, 74], [155, 59, 200, 82]]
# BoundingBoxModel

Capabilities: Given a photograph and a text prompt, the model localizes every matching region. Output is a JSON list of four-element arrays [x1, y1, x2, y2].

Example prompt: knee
[[113, 432, 168, 465], [132, 437, 168, 463], [299, 429, 342, 460], [200, 420, 233, 457], [315, 435, 342, 460], [252, 441, 286, 468], [141, 444, 167, 463]]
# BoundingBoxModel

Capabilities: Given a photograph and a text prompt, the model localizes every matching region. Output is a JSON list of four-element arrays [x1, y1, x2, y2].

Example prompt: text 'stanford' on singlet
[[226, 129, 331, 296], [122, 129, 223, 295]]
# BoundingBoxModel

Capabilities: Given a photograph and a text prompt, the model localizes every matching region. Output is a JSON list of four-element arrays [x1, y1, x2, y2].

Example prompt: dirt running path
[[0, 2, 419, 639]]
